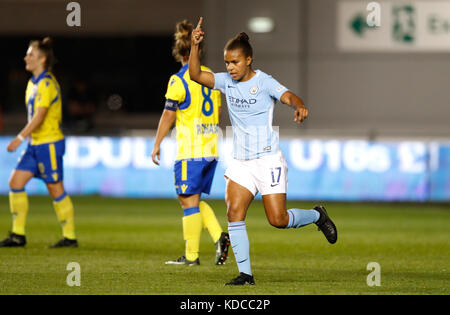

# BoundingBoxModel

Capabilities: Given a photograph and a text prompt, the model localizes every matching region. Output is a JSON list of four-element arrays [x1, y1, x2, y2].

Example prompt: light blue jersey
[[214, 70, 288, 160]]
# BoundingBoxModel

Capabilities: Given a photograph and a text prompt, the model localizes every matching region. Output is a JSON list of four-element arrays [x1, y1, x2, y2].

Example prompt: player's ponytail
[[224, 32, 253, 58], [29, 36, 56, 71], [172, 19, 203, 62]]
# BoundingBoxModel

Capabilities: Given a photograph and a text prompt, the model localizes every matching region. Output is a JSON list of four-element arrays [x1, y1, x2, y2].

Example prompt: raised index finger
[[195, 17, 203, 30]]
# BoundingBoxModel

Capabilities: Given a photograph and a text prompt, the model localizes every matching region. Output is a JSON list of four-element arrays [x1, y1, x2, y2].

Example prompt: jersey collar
[[31, 69, 48, 84], [179, 63, 189, 72]]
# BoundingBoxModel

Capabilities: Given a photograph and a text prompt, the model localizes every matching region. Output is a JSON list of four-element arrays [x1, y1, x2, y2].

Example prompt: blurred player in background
[[189, 17, 337, 284], [152, 20, 230, 266], [0, 37, 77, 248]]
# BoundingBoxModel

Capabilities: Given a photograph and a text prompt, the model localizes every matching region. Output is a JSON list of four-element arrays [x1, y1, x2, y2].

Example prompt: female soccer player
[[152, 20, 230, 266], [0, 37, 77, 248], [189, 17, 338, 285]]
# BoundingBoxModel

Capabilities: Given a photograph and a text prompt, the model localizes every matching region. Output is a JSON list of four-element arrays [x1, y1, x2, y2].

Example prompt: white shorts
[[224, 151, 288, 196]]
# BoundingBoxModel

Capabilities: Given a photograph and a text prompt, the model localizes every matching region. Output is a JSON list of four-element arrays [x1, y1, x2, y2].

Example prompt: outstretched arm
[[280, 91, 309, 124], [189, 17, 215, 89]]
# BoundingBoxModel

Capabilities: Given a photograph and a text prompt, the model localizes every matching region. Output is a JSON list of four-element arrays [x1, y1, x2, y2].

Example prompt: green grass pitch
[[0, 195, 449, 295]]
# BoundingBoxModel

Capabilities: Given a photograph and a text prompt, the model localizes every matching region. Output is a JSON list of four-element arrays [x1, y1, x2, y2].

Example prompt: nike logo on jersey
[[270, 183, 279, 187], [227, 85, 235, 88]]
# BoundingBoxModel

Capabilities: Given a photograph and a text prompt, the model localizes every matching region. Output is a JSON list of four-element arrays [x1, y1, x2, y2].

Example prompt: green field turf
[[0, 196, 449, 295]]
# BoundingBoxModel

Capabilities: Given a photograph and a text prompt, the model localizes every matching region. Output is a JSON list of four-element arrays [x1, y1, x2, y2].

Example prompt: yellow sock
[[182, 207, 202, 261], [199, 201, 223, 243], [53, 193, 76, 240], [9, 190, 29, 236]]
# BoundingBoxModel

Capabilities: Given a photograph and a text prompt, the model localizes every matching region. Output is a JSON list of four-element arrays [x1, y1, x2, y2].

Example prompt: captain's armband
[[164, 99, 178, 111]]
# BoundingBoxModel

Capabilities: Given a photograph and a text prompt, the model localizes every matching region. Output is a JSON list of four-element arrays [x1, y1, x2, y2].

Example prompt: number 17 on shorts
[[270, 167, 282, 187], [258, 152, 288, 195]]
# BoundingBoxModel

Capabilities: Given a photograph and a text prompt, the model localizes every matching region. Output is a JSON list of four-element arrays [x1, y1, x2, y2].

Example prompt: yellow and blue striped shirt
[[165, 64, 221, 160], [25, 70, 64, 145]]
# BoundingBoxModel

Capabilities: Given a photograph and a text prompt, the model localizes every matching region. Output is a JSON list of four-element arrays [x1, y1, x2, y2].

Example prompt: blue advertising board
[[0, 136, 448, 201]]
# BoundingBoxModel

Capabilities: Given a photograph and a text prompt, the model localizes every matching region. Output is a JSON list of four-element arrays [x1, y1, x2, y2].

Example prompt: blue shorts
[[174, 158, 218, 195], [16, 139, 65, 183]]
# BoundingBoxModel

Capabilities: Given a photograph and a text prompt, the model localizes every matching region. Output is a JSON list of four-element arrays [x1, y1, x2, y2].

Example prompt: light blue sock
[[285, 209, 320, 229], [228, 221, 252, 276]]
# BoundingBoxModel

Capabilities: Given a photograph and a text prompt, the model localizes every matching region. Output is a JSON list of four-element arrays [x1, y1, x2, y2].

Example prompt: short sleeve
[[165, 75, 186, 110], [35, 78, 57, 108], [213, 72, 227, 94], [263, 76, 289, 102]]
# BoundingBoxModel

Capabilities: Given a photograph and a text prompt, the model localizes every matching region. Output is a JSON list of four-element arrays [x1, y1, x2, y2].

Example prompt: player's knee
[[46, 181, 65, 199], [8, 179, 16, 190], [226, 205, 238, 221], [177, 194, 200, 209], [268, 215, 289, 229], [9, 176, 23, 190], [226, 202, 244, 222]]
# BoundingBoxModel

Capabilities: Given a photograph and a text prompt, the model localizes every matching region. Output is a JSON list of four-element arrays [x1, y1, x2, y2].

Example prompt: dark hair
[[172, 20, 203, 62], [29, 37, 56, 71], [224, 32, 253, 58]]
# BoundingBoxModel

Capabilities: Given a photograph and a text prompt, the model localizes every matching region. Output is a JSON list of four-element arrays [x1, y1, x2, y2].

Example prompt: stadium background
[[0, 0, 449, 296], [1, 0, 448, 202]]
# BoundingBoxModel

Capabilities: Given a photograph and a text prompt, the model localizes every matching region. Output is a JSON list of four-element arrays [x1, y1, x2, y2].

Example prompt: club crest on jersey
[[250, 86, 259, 95]]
